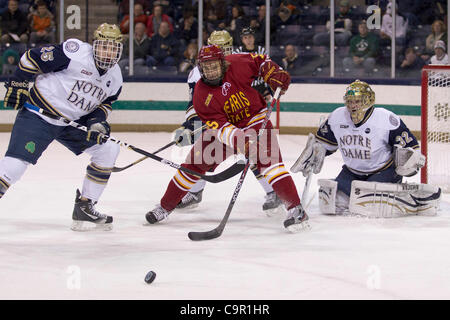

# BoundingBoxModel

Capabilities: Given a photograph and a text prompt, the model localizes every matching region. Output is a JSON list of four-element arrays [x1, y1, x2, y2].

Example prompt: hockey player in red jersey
[[146, 45, 310, 232]]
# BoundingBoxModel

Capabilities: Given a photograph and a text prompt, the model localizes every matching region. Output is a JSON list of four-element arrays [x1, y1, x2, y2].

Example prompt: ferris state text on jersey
[[16, 38, 122, 122], [316, 106, 419, 174], [193, 53, 268, 129]]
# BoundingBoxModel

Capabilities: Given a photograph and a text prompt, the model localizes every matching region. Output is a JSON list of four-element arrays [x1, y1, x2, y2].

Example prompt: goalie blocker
[[318, 179, 441, 217]]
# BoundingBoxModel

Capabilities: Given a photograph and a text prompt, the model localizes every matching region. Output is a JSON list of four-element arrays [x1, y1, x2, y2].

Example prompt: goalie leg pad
[[318, 179, 337, 214], [349, 180, 441, 218]]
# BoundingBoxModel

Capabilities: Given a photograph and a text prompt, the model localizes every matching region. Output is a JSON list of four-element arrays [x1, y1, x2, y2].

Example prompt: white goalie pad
[[394, 145, 426, 177], [318, 179, 337, 214], [349, 180, 441, 218], [290, 133, 326, 177]]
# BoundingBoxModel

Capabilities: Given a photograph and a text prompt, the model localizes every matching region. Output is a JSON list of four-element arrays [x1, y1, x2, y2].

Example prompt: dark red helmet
[[197, 45, 226, 86], [197, 44, 225, 63]]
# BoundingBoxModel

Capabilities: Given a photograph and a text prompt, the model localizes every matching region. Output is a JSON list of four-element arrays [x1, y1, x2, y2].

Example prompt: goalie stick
[[23, 103, 245, 183], [188, 87, 281, 241], [112, 124, 207, 172]]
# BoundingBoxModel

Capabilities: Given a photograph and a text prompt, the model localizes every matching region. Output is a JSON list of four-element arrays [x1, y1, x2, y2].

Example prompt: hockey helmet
[[93, 23, 123, 70], [197, 45, 226, 86], [344, 79, 375, 124], [240, 27, 255, 38], [208, 30, 233, 56]]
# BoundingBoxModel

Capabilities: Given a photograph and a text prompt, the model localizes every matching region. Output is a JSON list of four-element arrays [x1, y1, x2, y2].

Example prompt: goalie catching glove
[[86, 118, 110, 145], [290, 133, 326, 177], [394, 144, 425, 177], [4, 79, 29, 110], [260, 60, 291, 93]]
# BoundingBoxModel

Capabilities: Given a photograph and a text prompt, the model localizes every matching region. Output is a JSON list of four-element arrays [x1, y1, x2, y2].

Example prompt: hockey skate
[[283, 204, 311, 233], [71, 189, 113, 231], [176, 190, 203, 209], [146, 205, 172, 224], [262, 191, 284, 216]]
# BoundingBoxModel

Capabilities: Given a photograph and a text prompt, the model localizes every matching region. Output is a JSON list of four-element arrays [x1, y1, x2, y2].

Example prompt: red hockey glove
[[260, 61, 291, 93]]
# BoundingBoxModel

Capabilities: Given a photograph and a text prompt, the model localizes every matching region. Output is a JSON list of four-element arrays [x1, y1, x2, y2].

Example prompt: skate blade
[[71, 220, 113, 232], [264, 205, 285, 217], [286, 220, 311, 233], [176, 203, 200, 210]]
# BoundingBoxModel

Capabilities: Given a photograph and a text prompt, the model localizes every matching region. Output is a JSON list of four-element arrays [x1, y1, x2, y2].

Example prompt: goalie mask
[[93, 23, 123, 70], [208, 30, 233, 56], [197, 45, 226, 86], [344, 80, 375, 125]]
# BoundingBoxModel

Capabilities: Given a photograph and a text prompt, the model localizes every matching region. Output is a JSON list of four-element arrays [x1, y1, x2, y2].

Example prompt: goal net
[[421, 65, 450, 192]]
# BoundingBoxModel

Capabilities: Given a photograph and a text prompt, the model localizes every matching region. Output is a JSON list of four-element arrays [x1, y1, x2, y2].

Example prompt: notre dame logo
[[25, 141, 36, 154]]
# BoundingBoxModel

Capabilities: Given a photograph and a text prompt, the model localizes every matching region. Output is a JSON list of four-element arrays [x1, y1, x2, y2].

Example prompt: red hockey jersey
[[193, 53, 271, 148]]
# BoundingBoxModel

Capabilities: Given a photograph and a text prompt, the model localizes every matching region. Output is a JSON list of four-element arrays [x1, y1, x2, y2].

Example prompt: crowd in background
[[0, 0, 55, 75], [0, 0, 448, 78]]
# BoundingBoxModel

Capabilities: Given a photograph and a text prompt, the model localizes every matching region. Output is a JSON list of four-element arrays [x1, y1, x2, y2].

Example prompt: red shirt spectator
[[146, 4, 173, 38], [120, 3, 148, 34]]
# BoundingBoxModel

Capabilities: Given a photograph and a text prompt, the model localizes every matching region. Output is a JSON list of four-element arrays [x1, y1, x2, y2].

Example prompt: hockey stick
[[301, 170, 313, 206], [300, 115, 327, 209], [112, 124, 207, 172], [23, 103, 245, 183], [188, 87, 281, 241]]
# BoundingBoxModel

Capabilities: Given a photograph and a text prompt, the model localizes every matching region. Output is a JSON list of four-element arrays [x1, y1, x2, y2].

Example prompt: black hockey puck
[[144, 271, 156, 284]]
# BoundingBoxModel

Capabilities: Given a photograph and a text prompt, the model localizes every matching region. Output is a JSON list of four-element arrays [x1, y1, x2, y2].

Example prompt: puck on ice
[[144, 271, 156, 284]]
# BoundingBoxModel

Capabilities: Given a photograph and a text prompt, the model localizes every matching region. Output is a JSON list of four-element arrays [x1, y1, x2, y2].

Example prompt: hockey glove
[[173, 126, 193, 147], [4, 80, 29, 110], [394, 144, 426, 177], [290, 133, 326, 177], [260, 61, 291, 93], [86, 118, 110, 145]]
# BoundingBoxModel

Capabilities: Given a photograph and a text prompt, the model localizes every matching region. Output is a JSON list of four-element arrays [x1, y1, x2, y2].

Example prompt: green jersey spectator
[[343, 21, 379, 75]]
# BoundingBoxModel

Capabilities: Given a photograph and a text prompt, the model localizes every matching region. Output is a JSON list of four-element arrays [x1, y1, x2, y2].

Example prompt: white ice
[[0, 132, 449, 300]]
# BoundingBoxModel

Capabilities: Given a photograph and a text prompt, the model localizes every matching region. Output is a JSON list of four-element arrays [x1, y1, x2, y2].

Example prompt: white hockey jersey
[[316, 106, 419, 175], [17, 38, 122, 126]]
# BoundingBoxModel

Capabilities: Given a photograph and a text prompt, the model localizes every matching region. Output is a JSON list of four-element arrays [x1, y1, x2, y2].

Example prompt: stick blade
[[203, 161, 245, 183], [188, 229, 222, 241]]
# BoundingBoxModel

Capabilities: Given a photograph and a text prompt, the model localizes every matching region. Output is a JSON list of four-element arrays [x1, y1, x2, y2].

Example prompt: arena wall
[[0, 82, 422, 136]]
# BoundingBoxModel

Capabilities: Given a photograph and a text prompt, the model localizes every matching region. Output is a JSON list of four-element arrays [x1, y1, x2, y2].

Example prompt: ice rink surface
[[0, 132, 449, 300]]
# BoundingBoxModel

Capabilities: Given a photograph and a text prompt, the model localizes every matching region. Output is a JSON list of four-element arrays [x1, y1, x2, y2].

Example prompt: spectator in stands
[[152, 0, 175, 19], [1, 47, 19, 75], [28, 0, 56, 15], [273, 2, 299, 29], [343, 20, 379, 75], [118, 0, 150, 21], [249, 5, 268, 46], [146, 21, 180, 67], [227, 4, 249, 43], [398, 47, 425, 77], [313, 0, 353, 46], [179, 42, 198, 74], [380, 1, 409, 47], [29, 0, 55, 45], [1, 0, 29, 45], [282, 44, 302, 76], [119, 3, 148, 35], [430, 40, 449, 65], [146, 4, 173, 38], [176, 10, 198, 48], [204, 0, 227, 32], [119, 22, 151, 74], [422, 20, 448, 61]]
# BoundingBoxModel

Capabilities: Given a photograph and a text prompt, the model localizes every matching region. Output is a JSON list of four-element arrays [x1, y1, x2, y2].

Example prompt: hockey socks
[[82, 162, 113, 202]]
